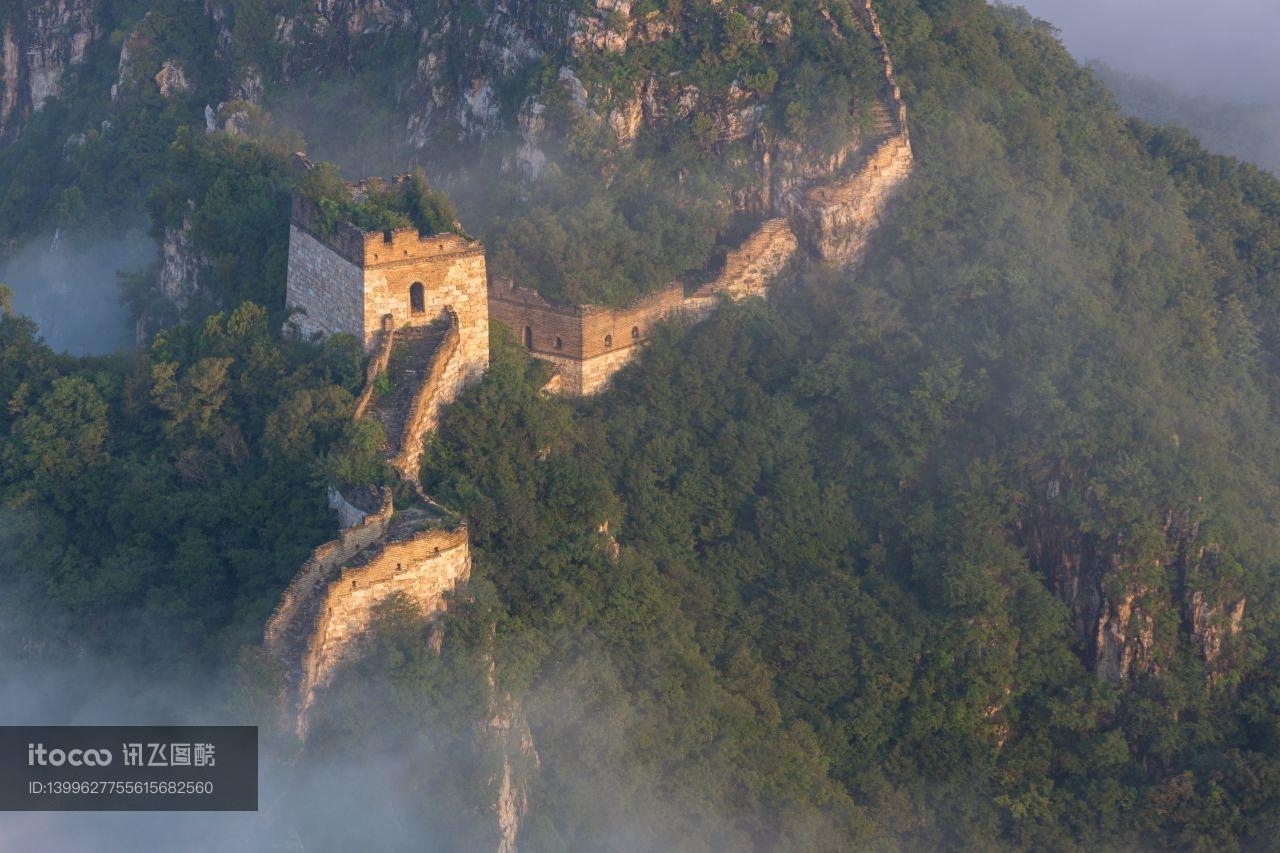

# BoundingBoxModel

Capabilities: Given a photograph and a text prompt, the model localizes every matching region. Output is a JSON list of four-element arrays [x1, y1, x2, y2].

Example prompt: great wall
[[265, 1, 910, 847], [267, 190, 490, 738], [491, 0, 913, 398]]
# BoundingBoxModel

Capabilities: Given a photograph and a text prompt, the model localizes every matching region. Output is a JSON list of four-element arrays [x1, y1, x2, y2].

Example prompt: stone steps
[[870, 100, 896, 133], [369, 323, 447, 455]]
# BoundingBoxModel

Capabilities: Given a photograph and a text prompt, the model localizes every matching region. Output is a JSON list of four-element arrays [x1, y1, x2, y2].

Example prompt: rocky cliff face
[[193, 0, 887, 216], [112, 0, 906, 328], [1019, 496, 1246, 684], [201, 0, 574, 144], [486, 690, 538, 853], [0, 0, 100, 141]]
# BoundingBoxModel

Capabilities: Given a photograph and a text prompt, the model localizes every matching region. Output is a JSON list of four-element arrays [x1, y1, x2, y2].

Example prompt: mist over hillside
[[0, 229, 150, 355], [1010, 1, 1280, 173], [1089, 61, 1280, 175], [1014, 0, 1280, 105], [4, 0, 1280, 849]]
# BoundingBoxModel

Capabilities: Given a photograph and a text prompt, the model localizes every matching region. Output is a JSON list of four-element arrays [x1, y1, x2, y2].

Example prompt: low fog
[[1015, 0, 1280, 105], [0, 228, 153, 356]]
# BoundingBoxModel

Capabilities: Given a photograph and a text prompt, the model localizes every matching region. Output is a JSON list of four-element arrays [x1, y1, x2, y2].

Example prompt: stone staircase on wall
[[266, 306, 475, 738], [782, 0, 913, 263], [368, 322, 449, 457], [869, 100, 897, 138]]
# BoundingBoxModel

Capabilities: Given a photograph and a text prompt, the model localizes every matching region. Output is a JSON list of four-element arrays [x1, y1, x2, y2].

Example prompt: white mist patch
[[0, 228, 155, 355], [1012, 0, 1280, 105]]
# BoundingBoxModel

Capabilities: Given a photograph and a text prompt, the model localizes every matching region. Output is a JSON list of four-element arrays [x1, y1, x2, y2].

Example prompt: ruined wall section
[[329, 485, 375, 531], [491, 217, 798, 393], [785, 0, 913, 263], [687, 218, 797, 315], [275, 200, 489, 736], [796, 133, 913, 263], [263, 487, 396, 667], [297, 523, 471, 726], [489, 0, 913, 394]]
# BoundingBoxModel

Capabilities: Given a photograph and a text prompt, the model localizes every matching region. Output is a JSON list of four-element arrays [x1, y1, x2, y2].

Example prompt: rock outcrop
[[1, 0, 100, 141], [153, 58, 190, 98], [1019, 499, 1247, 684], [157, 220, 201, 310]]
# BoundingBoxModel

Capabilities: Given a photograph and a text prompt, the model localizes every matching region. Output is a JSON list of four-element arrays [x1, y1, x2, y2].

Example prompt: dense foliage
[[4, 0, 1280, 850], [0, 294, 369, 667], [297, 163, 461, 238]]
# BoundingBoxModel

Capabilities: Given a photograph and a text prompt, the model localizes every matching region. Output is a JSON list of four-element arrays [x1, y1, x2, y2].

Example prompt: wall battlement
[[290, 196, 485, 269], [285, 195, 490, 368], [488, 280, 686, 395], [263, 487, 396, 666], [294, 515, 471, 730]]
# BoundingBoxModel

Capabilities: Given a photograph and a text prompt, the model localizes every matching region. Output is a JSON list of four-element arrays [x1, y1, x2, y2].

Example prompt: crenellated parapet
[[489, 279, 686, 395], [294, 513, 471, 733], [263, 487, 396, 686]]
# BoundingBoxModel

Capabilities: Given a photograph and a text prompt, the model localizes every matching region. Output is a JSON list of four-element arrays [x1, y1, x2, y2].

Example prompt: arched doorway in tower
[[409, 282, 425, 314], [523, 326, 533, 349]]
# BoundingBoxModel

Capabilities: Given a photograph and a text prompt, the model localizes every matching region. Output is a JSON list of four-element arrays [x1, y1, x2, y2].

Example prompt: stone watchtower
[[284, 193, 489, 381]]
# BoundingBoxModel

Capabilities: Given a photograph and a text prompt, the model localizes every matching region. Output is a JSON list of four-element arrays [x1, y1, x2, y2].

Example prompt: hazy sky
[[1014, 0, 1280, 104]]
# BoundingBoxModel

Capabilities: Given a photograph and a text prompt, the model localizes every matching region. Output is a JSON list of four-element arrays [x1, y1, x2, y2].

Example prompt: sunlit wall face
[[1012, 0, 1280, 103]]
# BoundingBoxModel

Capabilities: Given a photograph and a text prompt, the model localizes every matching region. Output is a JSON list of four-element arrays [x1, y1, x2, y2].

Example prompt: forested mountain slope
[[3, 0, 1280, 850]]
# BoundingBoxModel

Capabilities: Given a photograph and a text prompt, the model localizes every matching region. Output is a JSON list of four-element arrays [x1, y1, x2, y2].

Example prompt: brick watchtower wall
[[285, 198, 366, 343], [284, 196, 490, 384], [361, 230, 488, 384], [488, 279, 685, 395]]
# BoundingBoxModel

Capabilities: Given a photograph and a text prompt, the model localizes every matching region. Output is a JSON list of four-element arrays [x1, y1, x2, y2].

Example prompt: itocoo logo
[[27, 743, 112, 767]]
